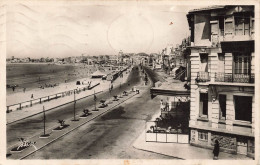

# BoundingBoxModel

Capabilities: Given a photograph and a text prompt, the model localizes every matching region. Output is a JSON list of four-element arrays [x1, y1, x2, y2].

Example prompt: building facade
[[187, 5, 255, 158]]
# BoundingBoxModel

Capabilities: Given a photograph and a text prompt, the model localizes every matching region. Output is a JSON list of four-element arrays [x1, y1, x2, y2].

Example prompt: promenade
[[6, 68, 131, 124]]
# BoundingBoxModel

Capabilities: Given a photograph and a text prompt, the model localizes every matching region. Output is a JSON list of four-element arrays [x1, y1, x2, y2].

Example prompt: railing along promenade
[[6, 83, 100, 113]]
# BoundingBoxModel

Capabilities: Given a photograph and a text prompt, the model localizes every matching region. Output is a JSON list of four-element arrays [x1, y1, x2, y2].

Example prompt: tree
[[83, 109, 89, 115], [100, 99, 106, 106], [113, 95, 118, 101], [58, 120, 65, 127]]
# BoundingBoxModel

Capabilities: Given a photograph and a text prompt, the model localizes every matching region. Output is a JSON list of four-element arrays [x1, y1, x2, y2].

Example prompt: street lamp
[[108, 82, 113, 104], [40, 106, 50, 138], [93, 90, 98, 111], [72, 89, 79, 121]]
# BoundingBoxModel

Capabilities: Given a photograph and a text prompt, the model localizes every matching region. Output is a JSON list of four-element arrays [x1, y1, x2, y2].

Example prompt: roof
[[91, 70, 106, 76], [188, 5, 225, 13]]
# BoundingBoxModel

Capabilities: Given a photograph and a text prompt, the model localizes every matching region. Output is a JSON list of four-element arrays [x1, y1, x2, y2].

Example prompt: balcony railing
[[215, 72, 254, 83], [196, 72, 210, 82]]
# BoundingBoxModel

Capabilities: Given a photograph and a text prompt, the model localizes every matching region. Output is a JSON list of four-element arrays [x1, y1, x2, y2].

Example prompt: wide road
[[7, 66, 140, 148], [26, 76, 173, 159]]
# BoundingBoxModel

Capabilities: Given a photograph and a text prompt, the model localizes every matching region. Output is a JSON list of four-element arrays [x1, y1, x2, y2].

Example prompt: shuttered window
[[225, 16, 233, 35]]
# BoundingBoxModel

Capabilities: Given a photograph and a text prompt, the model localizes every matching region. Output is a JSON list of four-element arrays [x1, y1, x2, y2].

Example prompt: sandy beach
[[6, 63, 130, 106], [6, 63, 97, 95]]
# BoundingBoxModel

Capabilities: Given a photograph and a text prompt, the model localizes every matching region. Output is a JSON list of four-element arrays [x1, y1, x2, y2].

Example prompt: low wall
[[146, 133, 189, 143]]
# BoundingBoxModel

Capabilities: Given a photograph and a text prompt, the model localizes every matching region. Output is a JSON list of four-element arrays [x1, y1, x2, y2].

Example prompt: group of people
[[39, 83, 59, 89], [10, 86, 27, 93], [160, 100, 170, 111]]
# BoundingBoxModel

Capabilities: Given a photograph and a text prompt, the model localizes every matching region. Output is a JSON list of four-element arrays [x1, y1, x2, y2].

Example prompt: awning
[[221, 40, 254, 53], [150, 88, 190, 98]]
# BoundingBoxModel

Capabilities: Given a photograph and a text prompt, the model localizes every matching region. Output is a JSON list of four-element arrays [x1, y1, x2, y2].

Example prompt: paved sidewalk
[[6, 69, 131, 124], [133, 131, 253, 160]]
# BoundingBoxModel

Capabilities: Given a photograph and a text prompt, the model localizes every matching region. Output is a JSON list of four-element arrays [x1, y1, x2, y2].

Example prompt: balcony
[[215, 73, 254, 83], [219, 35, 253, 42], [211, 34, 254, 48], [196, 72, 210, 82]]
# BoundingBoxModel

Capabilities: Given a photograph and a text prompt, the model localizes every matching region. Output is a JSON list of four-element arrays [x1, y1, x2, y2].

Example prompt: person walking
[[31, 94, 34, 99], [213, 140, 220, 160], [23, 87, 26, 93], [160, 100, 164, 111]]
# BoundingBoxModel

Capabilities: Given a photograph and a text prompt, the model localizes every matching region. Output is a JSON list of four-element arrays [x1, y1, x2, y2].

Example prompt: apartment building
[[187, 6, 255, 158]]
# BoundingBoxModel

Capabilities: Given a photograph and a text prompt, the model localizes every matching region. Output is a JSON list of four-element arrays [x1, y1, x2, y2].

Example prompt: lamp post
[[93, 90, 97, 111], [108, 82, 113, 104], [40, 106, 50, 138], [72, 89, 79, 121]]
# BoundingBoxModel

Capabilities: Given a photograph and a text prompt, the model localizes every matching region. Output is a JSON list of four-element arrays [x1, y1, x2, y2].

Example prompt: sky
[[5, 1, 205, 58]]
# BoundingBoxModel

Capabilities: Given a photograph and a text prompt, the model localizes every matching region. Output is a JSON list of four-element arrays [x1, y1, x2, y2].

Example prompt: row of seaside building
[[7, 52, 134, 66], [148, 5, 255, 158]]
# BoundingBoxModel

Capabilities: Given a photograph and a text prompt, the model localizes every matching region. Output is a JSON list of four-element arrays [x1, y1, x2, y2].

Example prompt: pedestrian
[[23, 87, 26, 93], [12, 86, 15, 92], [160, 100, 164, 111], [165, 102, 169, 111], [31, 94, 34, 99], [213, 140, 220, 160]]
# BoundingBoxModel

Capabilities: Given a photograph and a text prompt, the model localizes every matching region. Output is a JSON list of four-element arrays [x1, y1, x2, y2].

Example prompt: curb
[[132, 144, 184, 160], [19, 92, 138, 160]]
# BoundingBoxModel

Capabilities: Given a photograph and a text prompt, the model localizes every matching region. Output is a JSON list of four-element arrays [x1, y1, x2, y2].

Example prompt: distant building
[[54, 58, 59, 63]]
